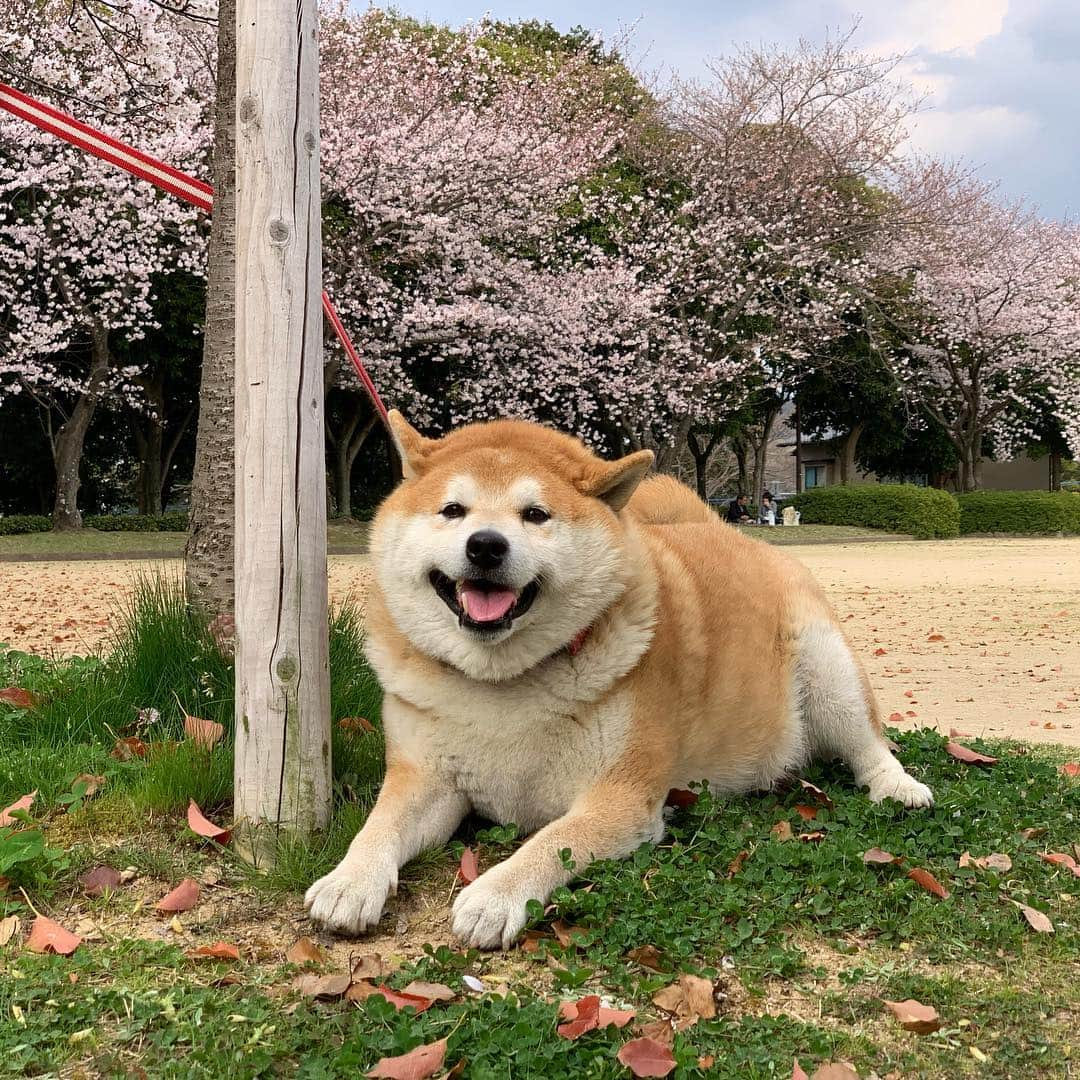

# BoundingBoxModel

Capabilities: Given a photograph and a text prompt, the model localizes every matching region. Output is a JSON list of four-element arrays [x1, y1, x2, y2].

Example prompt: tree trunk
[[794, 399, 803, 494], [838, 421, 866, 486], [653, 418, 692, 475], [1050, 451, 1062, 492], [327, 399, 375, 518], [132, 368, 166, 515], [233, 0, 331, 852], [185, 0, 237, 615], [750, 404, 780, 509], [957, 435, 982, 492], [732, 435, 750, 496], [686, 429, 719, 500], [51, 325, 111, 530]]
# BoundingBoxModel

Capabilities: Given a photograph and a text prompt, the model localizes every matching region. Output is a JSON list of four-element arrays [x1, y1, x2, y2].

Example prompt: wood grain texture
[[233, 0, 331, 846]]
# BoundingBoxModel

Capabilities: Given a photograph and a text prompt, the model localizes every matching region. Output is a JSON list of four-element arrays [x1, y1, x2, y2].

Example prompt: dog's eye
[[440, 502, 466, 520], [522, 506, 550, 525]]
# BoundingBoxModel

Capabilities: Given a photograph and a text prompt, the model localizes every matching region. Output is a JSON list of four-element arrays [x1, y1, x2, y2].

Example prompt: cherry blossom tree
[[0, 0, 211, 527], [872, 186, 1080, 490]]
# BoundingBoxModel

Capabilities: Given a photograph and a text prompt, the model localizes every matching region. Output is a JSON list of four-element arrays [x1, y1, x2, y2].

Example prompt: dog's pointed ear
[[387, 409, 438, 479], [581, 449, 654, 512]]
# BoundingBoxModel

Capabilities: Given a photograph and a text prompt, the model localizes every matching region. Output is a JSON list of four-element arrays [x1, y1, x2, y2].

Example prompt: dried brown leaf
[[1018, 904, 1054, 933], [286, 937, 326, 965], [80, 865, 122, 898], [294, 972, 352, 998], [883, 998, 942, 1034], [184, 714, 224, 750], [457, 847, 479, 885], [187, 941, 240, 961]]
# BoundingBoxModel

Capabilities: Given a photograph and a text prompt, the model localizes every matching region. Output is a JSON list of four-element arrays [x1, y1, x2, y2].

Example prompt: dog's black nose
[[466, 530, 509, 571]]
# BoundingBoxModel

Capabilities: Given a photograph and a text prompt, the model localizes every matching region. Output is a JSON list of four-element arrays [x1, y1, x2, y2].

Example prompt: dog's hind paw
[[304, 857, 396, 936], [868, 771, 934, 809], [451, 873, 531, 950]]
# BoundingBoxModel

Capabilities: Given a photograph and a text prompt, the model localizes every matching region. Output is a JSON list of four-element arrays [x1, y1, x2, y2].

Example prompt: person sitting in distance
[[759, 491, 777, 526], [726, 493, 752, 524]]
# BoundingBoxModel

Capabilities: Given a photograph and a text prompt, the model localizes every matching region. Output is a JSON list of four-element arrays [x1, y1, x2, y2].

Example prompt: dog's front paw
[[451, 871, 532, 950], [305, 857, 396, 936], [869, 771, 934, 809]]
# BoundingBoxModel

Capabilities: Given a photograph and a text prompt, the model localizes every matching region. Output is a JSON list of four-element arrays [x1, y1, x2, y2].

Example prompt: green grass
[[2, 583, 1079, 1077], [0, 519, 371, 559]]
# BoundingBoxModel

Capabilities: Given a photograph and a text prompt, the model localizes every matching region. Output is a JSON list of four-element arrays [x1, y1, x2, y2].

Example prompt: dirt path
[[2, 537, 1077, 745]]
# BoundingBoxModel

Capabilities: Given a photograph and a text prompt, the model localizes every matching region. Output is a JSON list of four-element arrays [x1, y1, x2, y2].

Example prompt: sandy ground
[[1, 537, 1077, 745]]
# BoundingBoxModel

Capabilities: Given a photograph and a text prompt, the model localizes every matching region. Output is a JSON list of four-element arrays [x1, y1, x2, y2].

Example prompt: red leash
[[0, 81, 389, 424]]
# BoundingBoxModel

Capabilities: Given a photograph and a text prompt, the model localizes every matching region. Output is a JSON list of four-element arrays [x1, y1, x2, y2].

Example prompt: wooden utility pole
[[233, 0, 331, 858]]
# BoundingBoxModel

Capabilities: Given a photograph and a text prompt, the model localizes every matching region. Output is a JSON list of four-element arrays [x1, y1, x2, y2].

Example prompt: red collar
[[567, 626, 592, 656]]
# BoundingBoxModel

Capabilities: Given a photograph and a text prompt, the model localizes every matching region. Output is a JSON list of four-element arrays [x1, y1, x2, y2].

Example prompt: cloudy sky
[[374, 0, 1077, 220]]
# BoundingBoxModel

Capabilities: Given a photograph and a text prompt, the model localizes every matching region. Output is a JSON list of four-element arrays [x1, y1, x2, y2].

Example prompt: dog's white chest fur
[[373, 648, 635, 833]]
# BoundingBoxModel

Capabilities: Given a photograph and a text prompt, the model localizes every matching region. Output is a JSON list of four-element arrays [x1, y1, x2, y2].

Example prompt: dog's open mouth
[[429, 570, 539, 633]]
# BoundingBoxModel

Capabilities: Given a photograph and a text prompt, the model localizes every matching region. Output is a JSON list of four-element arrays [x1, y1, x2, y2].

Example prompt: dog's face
[[370, 412, 653, 682]]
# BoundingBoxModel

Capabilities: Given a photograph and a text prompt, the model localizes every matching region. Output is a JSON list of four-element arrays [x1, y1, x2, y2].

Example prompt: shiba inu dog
[[305, 413, 933, 948]]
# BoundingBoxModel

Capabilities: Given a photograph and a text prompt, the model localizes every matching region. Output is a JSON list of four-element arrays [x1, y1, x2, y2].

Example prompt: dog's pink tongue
[[460, 583, 517, 623]]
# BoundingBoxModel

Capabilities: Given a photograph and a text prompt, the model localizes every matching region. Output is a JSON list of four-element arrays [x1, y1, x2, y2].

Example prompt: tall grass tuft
[[0, 573, 385, 817]]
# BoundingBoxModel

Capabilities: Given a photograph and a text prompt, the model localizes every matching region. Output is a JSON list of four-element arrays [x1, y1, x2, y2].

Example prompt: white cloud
[[903, 103, 1039, 160]]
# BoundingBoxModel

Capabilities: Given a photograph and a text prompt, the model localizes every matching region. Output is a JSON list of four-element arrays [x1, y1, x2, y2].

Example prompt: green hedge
[[0, 513, 189, 535], [791, 484, 960, 540], [0, 515, 52, 536], [957, 490, 1080, 535], [83, 513, 189, 532]]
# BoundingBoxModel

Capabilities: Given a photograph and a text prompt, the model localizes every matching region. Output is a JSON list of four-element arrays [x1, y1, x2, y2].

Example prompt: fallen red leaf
[[286, 936, 326, 964], [80, 865, 122, 897], [111, 736, 148, 761], [617, 1037, 677, 1078], [457, 847, 479, 885], [862, 848, 901, 865], [340, 715, 376, 734], [183, 714, 224, 750], [187, 941, 240, 961], [0, 790, 36, 827], [883, 998, 942, 1033], [0, 687, 38, 709], [1039, 852, 1080, 878], [1018, 904, 1054, 933], [906, 867, 950, 899], [1061, 763, 1080, 778], [945, 742, 998, 765], [772, 820, 794, 842], [560, 998, 635, 1029], [698, 1056, 715, 1070], [793, 1061, 810, 1080], [369, 985, 435, 1013], [927, 634, 945, 642], [794, 804, 818, 821], [873, 648, 887, 656], [366, 1038, 447, 1080], [557, 993, 600, 1039], [26, 915, 81, 955], [664, 788, 698, 808], [187, 800, 231, 844], [156, 878, 201, 913], [888, 712, 904, 723]]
